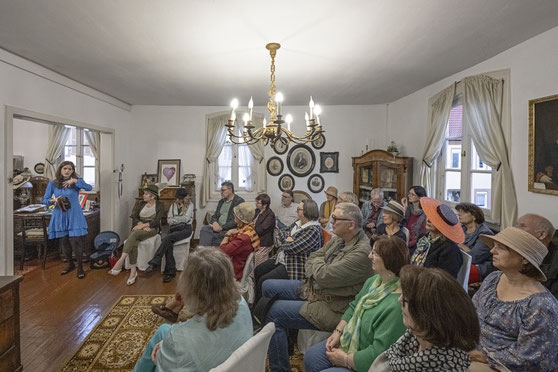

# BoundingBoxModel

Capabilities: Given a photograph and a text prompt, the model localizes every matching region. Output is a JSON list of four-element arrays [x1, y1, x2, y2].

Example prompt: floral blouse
[[472, 271, 558, 371]]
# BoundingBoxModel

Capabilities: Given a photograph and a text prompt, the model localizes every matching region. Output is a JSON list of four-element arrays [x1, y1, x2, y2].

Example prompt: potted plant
[[387, 141, 399, 157]]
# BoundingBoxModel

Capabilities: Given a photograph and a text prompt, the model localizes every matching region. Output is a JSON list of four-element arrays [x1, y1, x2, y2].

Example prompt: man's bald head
[[515, 214, 555, 247]]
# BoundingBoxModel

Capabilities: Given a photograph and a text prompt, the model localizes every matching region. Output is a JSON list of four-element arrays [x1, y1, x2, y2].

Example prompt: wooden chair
[[13, 216, 28, 270], [293, 190, 312, 204], [30, 176, 50, 204], [18, 214, 50, 269]]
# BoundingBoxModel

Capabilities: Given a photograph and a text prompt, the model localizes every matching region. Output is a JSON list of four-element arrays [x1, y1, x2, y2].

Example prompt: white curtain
[[45, 124, 71, 179], [463, 75, 517, 227], [200, 114, 228, 207], [420, 84, 456, 196], [84, 130, 101, 160], [246, 113, 266, 193]]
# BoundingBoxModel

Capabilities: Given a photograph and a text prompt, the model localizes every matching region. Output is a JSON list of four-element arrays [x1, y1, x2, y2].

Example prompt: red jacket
[[220, 233, 253, 280]]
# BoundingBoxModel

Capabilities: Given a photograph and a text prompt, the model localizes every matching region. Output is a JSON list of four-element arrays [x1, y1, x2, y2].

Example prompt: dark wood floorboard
[[18, 257, 175, 372]]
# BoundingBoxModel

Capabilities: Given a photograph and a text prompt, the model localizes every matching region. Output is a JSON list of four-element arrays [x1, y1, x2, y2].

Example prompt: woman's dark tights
[[59, 236, 85, 278]]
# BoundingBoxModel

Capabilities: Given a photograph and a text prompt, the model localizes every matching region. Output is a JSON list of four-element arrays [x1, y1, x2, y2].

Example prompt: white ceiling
[[1, 0, 558, 106]]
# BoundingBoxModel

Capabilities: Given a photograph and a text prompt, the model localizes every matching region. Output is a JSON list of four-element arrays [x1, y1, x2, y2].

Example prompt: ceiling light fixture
[[226, 43, 325, 147]]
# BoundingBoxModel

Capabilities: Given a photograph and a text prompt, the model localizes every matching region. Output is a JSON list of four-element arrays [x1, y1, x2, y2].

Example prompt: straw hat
[[234, 202, 256, 225], [382, 200, 405, 219], [324, 186, 338, 198], [481, 227, 548, 281], [420, 197, 465, 244], [13, 174, 31, 190], [143, 184, 159, 198]]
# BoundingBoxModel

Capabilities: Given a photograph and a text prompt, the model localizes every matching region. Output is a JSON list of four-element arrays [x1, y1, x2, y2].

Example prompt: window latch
[[461, 150, 466, 157]]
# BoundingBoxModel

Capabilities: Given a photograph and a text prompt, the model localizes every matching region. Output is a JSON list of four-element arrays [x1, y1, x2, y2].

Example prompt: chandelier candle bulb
[[230, 98, 239, 120], [305, 112, 310, 128], [248, 97, 253, 120], [309, 96, 315, 118], [276, 92, 284, 116], [314, 104, 322, 125], [243, 112, 250, 126], [263, 118, 267, 128]]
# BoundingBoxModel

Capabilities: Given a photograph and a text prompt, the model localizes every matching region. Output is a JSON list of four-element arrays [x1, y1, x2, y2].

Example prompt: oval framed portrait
[[311, 133, 326, 149], [34, 162, 45, 175], [272, 137, 289, 155], [287, 144, 316, 178], [307, 174, 325, 193], [266, 156, 284, 176], [278, 174, 295, 192]]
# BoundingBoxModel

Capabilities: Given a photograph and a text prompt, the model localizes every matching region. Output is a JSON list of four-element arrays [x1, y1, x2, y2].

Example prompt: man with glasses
[[275, 190, 299, 229], [264, 203, 373, 372], [199, 182, 244, 246]]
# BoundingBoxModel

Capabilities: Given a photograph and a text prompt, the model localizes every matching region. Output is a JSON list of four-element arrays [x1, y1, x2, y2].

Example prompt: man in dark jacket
[[199, 182, 244, 246]]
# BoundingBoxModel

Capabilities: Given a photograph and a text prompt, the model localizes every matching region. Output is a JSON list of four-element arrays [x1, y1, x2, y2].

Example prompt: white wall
[[130, 104, 388, 236], [12, 118, 50, 171], [387, 25, 558, 225], [0, 53, 132, 275]]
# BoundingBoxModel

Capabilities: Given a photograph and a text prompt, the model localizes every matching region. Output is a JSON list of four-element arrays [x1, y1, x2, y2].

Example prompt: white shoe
[[109, 268, 122, 276], [127, 273, 138, 286]]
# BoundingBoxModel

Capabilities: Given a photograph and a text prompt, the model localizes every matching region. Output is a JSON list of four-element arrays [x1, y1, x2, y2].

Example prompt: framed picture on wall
[[278, 174, 295, 192], [307, 174, 325, 193], [286, 144, 315, 177], [157, 159, 181, 187], [320, 152, 339, 173], [140, 173, 157, 187], [266, 156, 284, 176], [529, 94, 558, 195]]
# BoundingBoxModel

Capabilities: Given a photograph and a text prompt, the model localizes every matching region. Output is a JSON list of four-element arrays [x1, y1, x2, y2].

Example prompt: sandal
[[151, 304, 179, 323], [126, 273, 138, 286], [108, 268, 122, 276]]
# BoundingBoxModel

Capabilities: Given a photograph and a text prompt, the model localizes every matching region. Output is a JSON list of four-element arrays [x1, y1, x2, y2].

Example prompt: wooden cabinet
[[352, 150, 413, 206], [0, 276, 23, 372]]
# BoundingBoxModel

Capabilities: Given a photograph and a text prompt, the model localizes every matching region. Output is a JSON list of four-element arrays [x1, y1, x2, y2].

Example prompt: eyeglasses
[[401, 296, 409, 306], [220, 188, 230, 192], [331, 215, 352, 224]]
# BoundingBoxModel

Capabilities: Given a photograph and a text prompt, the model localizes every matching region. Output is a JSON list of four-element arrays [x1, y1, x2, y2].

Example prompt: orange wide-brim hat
[[420, 197, 465, 244]]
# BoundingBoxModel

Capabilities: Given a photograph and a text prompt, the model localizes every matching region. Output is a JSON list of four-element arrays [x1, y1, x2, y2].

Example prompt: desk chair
[[18, 214, 51, 269]]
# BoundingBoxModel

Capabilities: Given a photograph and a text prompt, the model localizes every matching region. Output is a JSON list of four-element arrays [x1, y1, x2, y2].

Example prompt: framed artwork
[[311, 133, 326, 149], [157, 159, 181, 187], [140, 173, 157, 187], [272, 137, 289, 155], [266, 156, 284, 176], [34, 162, 45, 174], [529, 94, 558, 195], [78, 192, 88, 208], [287, 144, 315, 177], [360, 167, 370, 185], [278, 174, 295, 192], [307, 174, 325, 193], [320, 152, 339, 173]]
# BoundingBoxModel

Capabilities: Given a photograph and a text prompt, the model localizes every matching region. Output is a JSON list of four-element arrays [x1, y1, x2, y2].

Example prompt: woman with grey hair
[[135, 248, 252, 372], [253, 199, 323, 305]]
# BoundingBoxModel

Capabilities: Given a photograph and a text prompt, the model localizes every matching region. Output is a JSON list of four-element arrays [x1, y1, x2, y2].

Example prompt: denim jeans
[[133, 324, 171, 372], [264, 279, 317, 372], [304, 339, 352, 372]]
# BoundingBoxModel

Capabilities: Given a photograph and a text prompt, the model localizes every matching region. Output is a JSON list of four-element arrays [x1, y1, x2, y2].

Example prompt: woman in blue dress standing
[[42, 161, 92, 278]]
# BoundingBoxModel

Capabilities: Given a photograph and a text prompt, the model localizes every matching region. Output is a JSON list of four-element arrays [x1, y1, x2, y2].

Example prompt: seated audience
[[275, 190, 298, 229], [199, 181, 244, 246], [369, 265, 480, 372], [410, 197, 464, 278], [455, 202, 495, 283], [361, 188, 386, 238], [324, 191, 359, 233], [304, 236, 408, 372], [515, 213, 558, 298], [254, 199, 321, 305], [373, 200, 409, 244], [253, 193, 276, 266], [219, 202, 259, 281], [471, 227, 558, 371], [109, 184, 163, 285], [319, 186, 338, 226], [134, 248, 252, 372], [264, 203, 373, 372], [400, 185, 427, 253], [145, 187, 193, 283]]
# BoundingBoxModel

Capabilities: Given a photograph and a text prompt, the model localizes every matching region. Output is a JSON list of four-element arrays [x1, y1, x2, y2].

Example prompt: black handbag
[[252, 293, 280, 330], [57, 196, 71, 212], [169, 223, 188, 233]]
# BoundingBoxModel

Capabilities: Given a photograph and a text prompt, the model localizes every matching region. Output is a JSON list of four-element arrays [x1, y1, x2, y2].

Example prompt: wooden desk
[[0, 276, 23, 372]]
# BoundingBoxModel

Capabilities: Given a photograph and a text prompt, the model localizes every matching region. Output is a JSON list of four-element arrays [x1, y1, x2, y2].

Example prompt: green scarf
[[340, 275, 401, 353]]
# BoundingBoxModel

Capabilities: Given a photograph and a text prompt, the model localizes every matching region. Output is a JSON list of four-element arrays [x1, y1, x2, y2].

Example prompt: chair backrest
[[293, 190, 312, 204], [240, 252, 256, 285], [20, 215, 48, 243], [456, 250, 472, 291], [209, 322, 276, 372], [321, 228, 332, 245]]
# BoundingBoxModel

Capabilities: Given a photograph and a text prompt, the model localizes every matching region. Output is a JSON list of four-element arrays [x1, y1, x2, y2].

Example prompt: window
[[61, 126, 98, 188], [216, 136, 254, 192], [439, 98, 493, 214]]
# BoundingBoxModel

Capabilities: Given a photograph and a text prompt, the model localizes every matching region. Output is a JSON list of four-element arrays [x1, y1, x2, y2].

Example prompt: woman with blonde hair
[[134, 248, 252, 372]]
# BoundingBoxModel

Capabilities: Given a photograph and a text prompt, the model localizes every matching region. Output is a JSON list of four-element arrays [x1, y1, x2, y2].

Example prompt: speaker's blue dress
[[42, 178, 92, 239]]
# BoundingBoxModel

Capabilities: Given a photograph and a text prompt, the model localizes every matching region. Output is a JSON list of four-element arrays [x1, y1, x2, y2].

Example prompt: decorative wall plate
[[320, 152, 339, 173], [34, 162, 45, 174], [266, 156, 284, 176], [278, 174, 295, 191], [272, 137, 289, 155], [311, 133, 326, 149], [307, 174, 325, 193], [287, 144, 315, 177]]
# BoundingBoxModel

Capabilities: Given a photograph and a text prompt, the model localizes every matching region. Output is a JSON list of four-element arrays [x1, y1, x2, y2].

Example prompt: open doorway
[[3, 106, 115, 276]]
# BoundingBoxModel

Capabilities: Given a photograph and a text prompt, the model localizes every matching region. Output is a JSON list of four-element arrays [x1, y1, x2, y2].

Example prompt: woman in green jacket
[[109, 184, 163, 285], [304, 235, 409, 372]]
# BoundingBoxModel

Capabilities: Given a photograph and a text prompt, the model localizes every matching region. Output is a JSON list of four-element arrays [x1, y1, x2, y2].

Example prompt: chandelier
[[226, 43, 325, 146]]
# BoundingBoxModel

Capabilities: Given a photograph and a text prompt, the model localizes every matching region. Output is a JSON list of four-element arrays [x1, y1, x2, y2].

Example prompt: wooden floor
[[18, 257, 176, 372]]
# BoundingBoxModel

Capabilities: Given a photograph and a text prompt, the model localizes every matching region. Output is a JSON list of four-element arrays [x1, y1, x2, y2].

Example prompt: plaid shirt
[[278, 223, 323, 280]]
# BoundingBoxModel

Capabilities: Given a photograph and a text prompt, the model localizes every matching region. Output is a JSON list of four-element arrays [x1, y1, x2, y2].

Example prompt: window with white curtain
[[60, 126, 98, 188], [216, 136, 254, 192], [438, 96, 494, 214]]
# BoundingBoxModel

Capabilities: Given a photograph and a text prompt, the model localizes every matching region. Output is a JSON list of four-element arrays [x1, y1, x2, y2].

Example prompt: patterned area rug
[[59, 295, 174, 372]]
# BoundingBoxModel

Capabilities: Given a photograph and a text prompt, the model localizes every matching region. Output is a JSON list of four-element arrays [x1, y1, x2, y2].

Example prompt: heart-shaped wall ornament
[[163, 167, 176, 181]]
